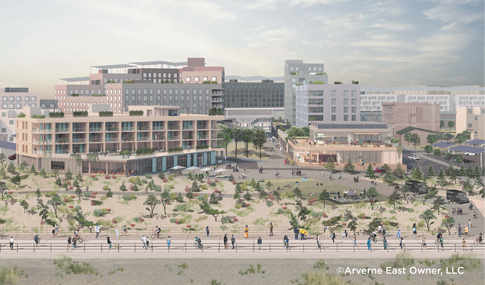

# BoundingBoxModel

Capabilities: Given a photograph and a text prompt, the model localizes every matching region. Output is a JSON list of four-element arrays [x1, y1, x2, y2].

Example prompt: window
[[344, 99, 348, 105], [351, 98, 356, 105], [352, 107, 356, 113], [51, 161, 65, 170], [25, 103, 30, 107], [352, 90, 356, 97], [344, 107, 348, 113], [212, 76, 217, 82], [331, 107, 336, 113], [344, 91, 348, 97], [1, 128, 4, 132], [186, 77, 191, 82], [331, 99, 336, 105], [412, 107, 416, 114], [331, 115, 336, 121], [143, 73, 147, 78], [9, 136, 13, 142], [2, 97, 6, 102], [351, 115, 356, 121], [203, 76, 208, 81], [9, 120, 14, 125], [468, 109, 472, 114], [195, 77, 199, 82], [331, 90, 336, 97], [9, 96, 14, 102], [16, 104, 21, 109], [344, 115, 348, 121], [468, 124, 472, 128], [25, 96, 30, 102], [2, 104, 6, 109]]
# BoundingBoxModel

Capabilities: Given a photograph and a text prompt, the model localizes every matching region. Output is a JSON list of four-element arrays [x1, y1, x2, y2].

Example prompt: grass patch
[[300, 271, 347, 285], [440, 253, 481, 271], [0, 267, 27, 284], [53, 256, 99, 275], [380, 253, 415, 270]]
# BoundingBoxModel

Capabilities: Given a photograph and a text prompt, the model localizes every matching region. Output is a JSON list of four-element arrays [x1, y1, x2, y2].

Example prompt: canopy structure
[[170, 166, 186, 170], [213, 169, 227, 173], [448, 145, 485, 154], [432, 142, 455, 148], [199, 167, 212, 172], [354, 155, 365, 160], [466, 139, 485, 145], [186, 166, 200, 171]]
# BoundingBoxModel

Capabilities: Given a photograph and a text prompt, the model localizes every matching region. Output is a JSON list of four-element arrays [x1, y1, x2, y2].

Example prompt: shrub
[[141, 179, 148, 184], [235, 203, 242, 209], [105, 175, 110, 179], [266, 201, 274, 207], [145, 174, 152, 179], [102, 185, 110, 190], [200, 184, 208, 190], [93, 209, 103, 217]]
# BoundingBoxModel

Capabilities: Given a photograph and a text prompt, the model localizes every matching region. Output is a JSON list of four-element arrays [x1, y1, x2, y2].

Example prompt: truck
[[404, 180, 428, 194], [446, 190, 469, 204]]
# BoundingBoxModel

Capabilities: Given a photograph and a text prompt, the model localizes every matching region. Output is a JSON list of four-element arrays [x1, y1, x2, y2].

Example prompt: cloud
[[247, 0, 278, 10], [371, 20, 415, 31], [290, 0, 349, 6]]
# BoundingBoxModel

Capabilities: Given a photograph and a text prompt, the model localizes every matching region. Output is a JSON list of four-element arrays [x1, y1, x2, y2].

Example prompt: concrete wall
[[383, 103, 440, 137], [456, 107, 485, 139]]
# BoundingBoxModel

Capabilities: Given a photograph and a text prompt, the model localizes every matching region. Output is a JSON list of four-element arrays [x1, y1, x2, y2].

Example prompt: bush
[[200, 184, 208, 190], [129, 110, 144, 116], [122, 194, 133, 201], [102, 185, 110, 190], [141, 179, 148, 184], [266, 201, 274, 207], [145, 174, 152, 179], [93, 209, 103, 217], [235, 203, 242, 209]]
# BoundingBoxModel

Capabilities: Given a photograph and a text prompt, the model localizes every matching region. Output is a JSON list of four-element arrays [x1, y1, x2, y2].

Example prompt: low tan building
[[456, 107, 485, 139], [16, 106, 223, 175]]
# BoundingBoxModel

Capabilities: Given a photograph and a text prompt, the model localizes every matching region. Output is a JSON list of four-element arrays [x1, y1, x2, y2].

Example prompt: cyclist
[[283, 235, 288, 248], [197, 237, 202, 249], [479, 233, 483, 244], [155, 226, 161, 239], [436, 232, 442, 244], [370, 230, 377, 242]]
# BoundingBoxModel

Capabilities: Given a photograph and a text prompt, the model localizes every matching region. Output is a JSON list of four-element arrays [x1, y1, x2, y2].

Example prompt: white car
[[464, 152, 476, 156], [408, 155, 420, 160]]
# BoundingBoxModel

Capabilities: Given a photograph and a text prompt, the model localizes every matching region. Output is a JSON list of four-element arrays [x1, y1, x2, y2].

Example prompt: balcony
[[33, 128, 53, 133], [212, 98, 224, 102], [55, 139, 70, 144], [182, 126, 194, 130], [121, 137, 135, 142], [167, 136, 180, 141], [122, 127, 134, 131], [33, 139, 52, 144], [89, 138, 103, 143], [72, 138, 87, 143], [182, 136, 194, 140], [105, 138, 119, 142], [72, 128, 87, 132], [55, 128, 69, 133], [197, 135, 208, 140], [152, 136, 165, 141], [89, 127, 103, 132], [152, 126, 164, 131], [167, 126, 180, 130], [137, 137, 150, 141], [106, 127, 119, 132], [137, 126, 150, 131]]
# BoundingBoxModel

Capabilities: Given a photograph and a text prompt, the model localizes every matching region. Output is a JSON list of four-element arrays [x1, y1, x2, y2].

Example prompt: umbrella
[[186, 166, 200, 171], [354, 155, 365, 160], [170, 166, 186, 170], [199, 167, 211, 172], [214, 169, 227, 173]]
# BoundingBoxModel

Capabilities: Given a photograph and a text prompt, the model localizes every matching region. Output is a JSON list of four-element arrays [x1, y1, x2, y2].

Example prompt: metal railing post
[[303, 243, 304, 252], [336, 244, 338, 252], [135, 243, 136, 252], [50, 244, 52, 252], [118, 244, 119, 252], [101, 244, 102, 252]]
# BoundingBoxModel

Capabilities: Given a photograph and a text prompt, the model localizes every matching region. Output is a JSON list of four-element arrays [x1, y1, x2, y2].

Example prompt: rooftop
[[395, 126, 436, 135], [311, 122, 388, 130], [448, 145, 485, 154], [129, 61, 187, 66]]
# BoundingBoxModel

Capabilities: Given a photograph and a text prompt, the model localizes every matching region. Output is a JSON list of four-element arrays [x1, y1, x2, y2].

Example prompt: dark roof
[[129, 61, 187, 66], [315, 123, 388, 130], [59, 77, 90, 82], [91, 64, 135, 69], [448, 145, 485, 154], [396, 127, 436, 135], [467, 139, 485, 145], [431, 142, 454, 148], [0, 141, 16, 150]]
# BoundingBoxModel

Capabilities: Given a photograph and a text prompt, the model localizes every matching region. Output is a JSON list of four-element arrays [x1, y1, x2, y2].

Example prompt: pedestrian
[[269, 222, 273, 236], [72, 236, 77, 249], [331, 231, 335, 243], [413, 225, 417, 238], [123, 225, 127, 236], [422, 236, 427, 250], [142, 235, 147, 249], [294, 226, 299, 240], [244, 225, 249, 238], [257, 236, 262, 250], [353, 233, 357, 246], [52, 225, 56, 238], [146, 236, 150, 248], [55, 224, 59, 237], [440, 237, 444, 251], [462, 238, 467, 251], [300, 228, 304, 240], [458, 224, 461, 237], [67, 236, 71, 247], [367, 237, 371, 251], [400, 238, 404, 250], [115, 226, 119, 237], [321, 170, 324, 176], [206, 226, 210, 238], [167, 236, 171, 249], [231, 235, 236, 249], [465, 226, 468, 238], [107, 236, 112, 249], [383, 237, 387, 250], [325, 225, 329, 237], [468, 219, 472, 228], [9, 236, 14, 250], [34, 234, 39, 247], [95, 224, 100, 238], [371, 180, 374, 187], [396, 227, 401, 238], [316, 234, 321, 249], [224, 234, 228, 250]]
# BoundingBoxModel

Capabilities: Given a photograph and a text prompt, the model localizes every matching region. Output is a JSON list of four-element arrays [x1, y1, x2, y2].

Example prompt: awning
[[448, 145, 485, 154], [432, 142, 454, 148]]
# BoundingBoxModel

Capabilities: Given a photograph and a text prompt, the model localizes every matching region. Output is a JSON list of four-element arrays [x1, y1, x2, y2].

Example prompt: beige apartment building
[[456, 107, 485, 139], [382, 102, 440, 144], [16, 106, 223, 175]]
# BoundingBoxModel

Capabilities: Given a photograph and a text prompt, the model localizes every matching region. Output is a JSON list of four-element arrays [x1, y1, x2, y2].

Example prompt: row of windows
[[226, 85, 283, 89], [2, 96, 36, 102], [289, 66, 322, 71], [2, 103, 36, 109], [143, 73, 177, 78], [124, 88, 212, 96], [125, 95, 211, 102], [226, 103, 283, 107], [185, 76, 217, 82]]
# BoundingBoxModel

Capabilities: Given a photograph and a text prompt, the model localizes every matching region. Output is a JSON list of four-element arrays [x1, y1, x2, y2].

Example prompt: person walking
[[142, 235, 147, 249], [321, 170, 324, 176], [468, 219, 472, 228], [9, 236, 14, 250], [269, 222, 273, 236], [206, 226, 210, 238], [413, 225, 417, 238], [34, 234, 40, 247], [67, 236, 71, 248], [146, 236, 150, 249], [440, 237, 444, 251], [458, 224, 462, 237], [300, 228, 304, 240], [123, 225, 127, 236], [316, 235, 321, 249], [257, 236, 262, 250], [396, 227, 401, 238], [400, 238, 404, 250], [462, 238, 467, 251], [55, 224, 59, 238], [353, 233, 357, 246], [325, 225, 330, 237], [231, 235, 236, 249], [294, 227, 299, 240], [115, 226, 119, 237], [422, 236, 427, 250], [167, 236, 171, 249], [72, 236, 77, 249], [465, 226, 468, 238], [107, 236, 112, 249], [244, 225, 249, 238], [367, 237, 371, 251], [52, 225, 56, 238], [224, 234, 228, 250], [95, 224, 100, 238], [383, 237, 387, 250], [331, 231, 335, 243]]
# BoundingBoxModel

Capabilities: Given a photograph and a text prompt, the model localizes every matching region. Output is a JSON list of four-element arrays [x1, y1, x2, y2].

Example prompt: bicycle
[[472, 237, 482, 245], [150, 233, 164, 240], [74, 236, 83, 244]]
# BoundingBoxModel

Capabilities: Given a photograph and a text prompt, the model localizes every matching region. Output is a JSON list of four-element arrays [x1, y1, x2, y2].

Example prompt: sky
[[0, 0, 483, 98]]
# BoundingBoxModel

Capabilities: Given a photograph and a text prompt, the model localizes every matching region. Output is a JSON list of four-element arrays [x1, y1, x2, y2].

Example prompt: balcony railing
[[106, 127, 119, 132], [152, 136, 165, 141], [33, 128, 53, 133], [72, 128, 86, 132], [121, 137, 135, 142], [89, 138, 103, 143], [72, 138, 86, 143], [33, 139, 52, 144], [167, 126, 180, 130], [197, 136, 208, 140], [167, 136, 180, 141], [89, 127, 103, 132], [137, 137, 150, 141], [105, 138, 119, 142], [55, 139, 70, 144], [197, 125, 208, 129], [182, 136, 194, 140], [182, 126, 194, 130], [137, 126, 150, 131], [55, 128, 69, 133], [122, 127, 134, 131], [152, 126, 164, 130], [54, 150, 70, 154]]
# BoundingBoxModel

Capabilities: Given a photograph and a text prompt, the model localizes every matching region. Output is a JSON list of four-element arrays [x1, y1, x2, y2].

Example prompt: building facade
[[16, 106, 223, 174], [294, 84, 360, 128], [382, 102, 440, 142], [284, 60, 328, 125], [224, 79, 284, 108], [0, 87, 40, 142], [456, 107, 485, 139]]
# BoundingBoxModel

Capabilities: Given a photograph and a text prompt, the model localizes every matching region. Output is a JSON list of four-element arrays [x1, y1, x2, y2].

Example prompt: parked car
[[373, 167, 384, 173], [463, 159, 475, 164], [407, 155, 420, 160], [8, 154, 16, 160], [404, 180, 428, 194], [446, 190, 469, 204], [464, 152, 477, 156]]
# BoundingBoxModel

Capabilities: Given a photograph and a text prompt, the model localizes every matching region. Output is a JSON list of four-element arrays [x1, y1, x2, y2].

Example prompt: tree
[[473, 165, 481, 178], [191, 181, 200, 192], [410, 133, 421, 149], [186, 188, 194, 199], [343, 158, 356, 174], [231, 127, 244, 158], [461, 178, 474, 195], [474, 177, 484, 198], [443, 152, 453, 162], [435, 132, 443, 142], [425, 164, 435, 178], [39, 168, 47, 178], [423, 185, 438, 205], [424, 145, 433, 157], [258, 189, 267, 202], [0, 167, 6, 179], [233, 190, 241, 200], [76, 172, 83, 181], [36, 199, 50, 220], [447, 121, 455, 129], [7, 163, 16, 174], [383, 171, 396, 185], [160, 188, 173, 215], [431, 196, 445, 214], [365, 163, 375, 178], [419, 209, 436, 231], [441, 217, 455, 235], [47, 194, 65, 218], [35, 187, 41, 197], [365, 187, 380, 210], [252, 128, 267, 159], [217, 124, 233, 156], [74, 208, 95, 232], [466, 164, 474, 178], [241, 128, 254, 157], [398, 185, 410, 202], [293, 187, 303, 200], [410, 166, 424, 181], [244, 189, 251, 201], [29, 164, 37, 175], [10, 174, 21, 185], [387, 190, 401, 209], [20, 200, 29, 213], [324, 157, 337, 173], [265, 181, 273, 192], [144, 195, 160, 218], [433, 148, 442, 158], [199, 199, 225, 221], [19, 161, 28, 172], [209, 192, 219, 204], [426, 134, 437, 145], [448, 166, 458, 185], [392, 163, 406, 180], [272, 190, 281, 204], [404, 133, 412, 146], [437, 168, 447, 188], [52, 169, 59, 180], [65, 169, 73, 180], [440, 120, 444, 128], [318, 189, 330, 208], [443, 133, 453, 142], [295, 200, 311, 222], [343, 210, 358, 231], [456, 133, 466, 145], [0, 153, 5, 165], [286, 126, 306, 138], [158, 172, 165, 180], [0, 181, 8, 203], [458, 164, 466, 177]]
